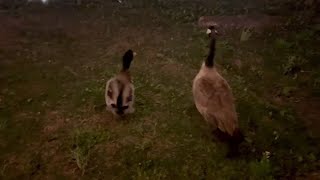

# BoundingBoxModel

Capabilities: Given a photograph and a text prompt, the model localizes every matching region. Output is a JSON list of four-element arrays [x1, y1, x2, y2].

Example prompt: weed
[[313, 72, 320, 89], [282, 55, 306, 76], [0, 113, 9, 131], [249, 151, 273, 180], [70, 129, 109, 173], [281, 86, 297, 97], [240, 28, 253, 42], [274, 38, 293, 50]]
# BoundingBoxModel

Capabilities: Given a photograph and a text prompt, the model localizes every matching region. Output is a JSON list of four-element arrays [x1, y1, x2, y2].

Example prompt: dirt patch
[[79, 112, 117, 128], [297, 171, 320, 180], [0, 15, 27, 49], [104, 27, 165, 57], [161, 63, 183, 76], [0, 7, 104, 51], [294, 97, 320, 137], [93, 142, 121, 169], [198, 15, 287, 33], [1, 154, 26, 177], [42, 111, 67, 134]]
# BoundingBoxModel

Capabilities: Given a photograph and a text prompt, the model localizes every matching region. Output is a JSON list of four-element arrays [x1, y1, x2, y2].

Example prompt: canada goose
[[105, 49, 136, 116], [192, 26, 244, 157]]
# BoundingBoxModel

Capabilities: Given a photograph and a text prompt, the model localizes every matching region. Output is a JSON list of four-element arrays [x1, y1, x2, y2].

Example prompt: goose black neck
[[205, 37, 216, 68], [122, 50, 134, 71]]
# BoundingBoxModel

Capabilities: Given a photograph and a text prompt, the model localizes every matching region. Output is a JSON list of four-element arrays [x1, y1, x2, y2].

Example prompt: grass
[[249, 152, 273, 180], [70, 128, 110, 173], [0, 0, 319, 179]]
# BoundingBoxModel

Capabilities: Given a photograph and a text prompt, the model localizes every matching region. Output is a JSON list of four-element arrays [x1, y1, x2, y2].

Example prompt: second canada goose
[[105, 49, 136, 116], [192, 26, 244, 157]]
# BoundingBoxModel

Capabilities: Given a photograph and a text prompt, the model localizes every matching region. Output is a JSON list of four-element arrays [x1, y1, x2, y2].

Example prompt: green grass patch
[[70, 128, 110, 173]]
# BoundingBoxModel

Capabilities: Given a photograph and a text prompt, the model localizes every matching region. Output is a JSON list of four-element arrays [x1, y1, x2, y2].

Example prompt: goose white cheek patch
[[206, 29, 218, 35]]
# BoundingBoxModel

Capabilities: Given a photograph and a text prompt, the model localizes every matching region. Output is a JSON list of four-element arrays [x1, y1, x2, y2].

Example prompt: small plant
[[280, 86, 297, 97], [249, 151, 273, 180], [282, 55, 306, 76], [0, 117, 8, 131], [240, 27, 253, 42], [0, 112, 10, 131], [313, 73, 320, 89], [274, 38, 293, 50], [250, 66, 264, 79]]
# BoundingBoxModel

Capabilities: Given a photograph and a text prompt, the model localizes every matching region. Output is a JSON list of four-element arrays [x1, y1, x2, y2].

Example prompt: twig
[[64, 66, 78, 77]]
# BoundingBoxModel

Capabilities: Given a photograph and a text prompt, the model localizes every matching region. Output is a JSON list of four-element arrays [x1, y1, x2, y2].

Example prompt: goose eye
[[111, 104, 117, 108], [123, 106, 129, 110]]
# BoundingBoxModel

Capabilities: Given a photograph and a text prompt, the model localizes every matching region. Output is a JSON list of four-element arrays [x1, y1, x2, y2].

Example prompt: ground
[[0, 0, 320, 179]]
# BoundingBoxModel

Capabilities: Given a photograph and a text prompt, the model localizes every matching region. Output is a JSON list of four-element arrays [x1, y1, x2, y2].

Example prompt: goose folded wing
[[106, 78, 118, 102], [198, 78, 238, 135], [194, 77, 215, 108]]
